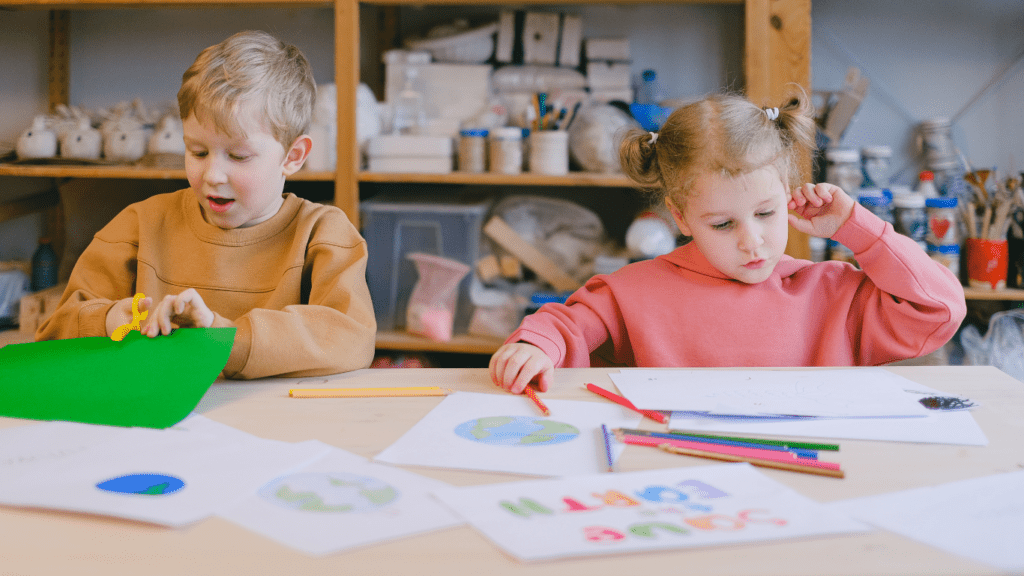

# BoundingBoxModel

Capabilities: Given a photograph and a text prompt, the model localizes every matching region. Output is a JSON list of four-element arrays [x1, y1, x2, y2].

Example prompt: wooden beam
[[335, 0, 360, 225], [48, 9, 70, 112]]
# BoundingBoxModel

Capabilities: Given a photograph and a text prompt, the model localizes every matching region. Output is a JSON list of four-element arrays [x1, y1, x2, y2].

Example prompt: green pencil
[[665, 429, 839, 452]]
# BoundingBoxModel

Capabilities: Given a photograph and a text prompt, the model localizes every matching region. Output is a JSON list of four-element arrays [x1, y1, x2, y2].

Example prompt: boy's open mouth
[[208, 196, 235, 213]]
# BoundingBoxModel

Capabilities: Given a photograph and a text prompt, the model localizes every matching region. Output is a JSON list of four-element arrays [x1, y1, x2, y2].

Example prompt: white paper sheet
[[610, 368, 931, 417], [0, 415, 330, 526], [828, 470, 1024, 572], [373, 392, 641, 477], [667, 382, 988, 445], [433, 462, 870, 562], [218, 442, 463, 555]]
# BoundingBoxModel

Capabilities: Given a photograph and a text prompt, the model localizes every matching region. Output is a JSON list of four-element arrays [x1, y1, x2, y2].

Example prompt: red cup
[[965, 238, 1009, 290]]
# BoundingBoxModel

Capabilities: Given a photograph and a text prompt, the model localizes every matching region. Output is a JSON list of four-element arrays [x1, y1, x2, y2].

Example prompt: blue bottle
[[31, 237, 58, 292]]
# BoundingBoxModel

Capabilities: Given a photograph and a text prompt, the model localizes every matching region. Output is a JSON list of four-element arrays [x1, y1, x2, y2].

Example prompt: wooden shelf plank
[[359, 170, 635, 188], [963, 287, 1024, 301], [0, 164, 335, 181], [2, 0, 330, 8], [361, 0, 740, 5], [375, 330, 504, 354]]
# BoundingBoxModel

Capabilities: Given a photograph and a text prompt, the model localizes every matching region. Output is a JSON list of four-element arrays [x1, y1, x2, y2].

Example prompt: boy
[[37, 30, 376, 379]]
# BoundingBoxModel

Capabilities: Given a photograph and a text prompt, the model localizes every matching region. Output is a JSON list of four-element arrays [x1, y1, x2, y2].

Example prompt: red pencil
[[524, 386, 550, 416], [585, 383, 667, 424]]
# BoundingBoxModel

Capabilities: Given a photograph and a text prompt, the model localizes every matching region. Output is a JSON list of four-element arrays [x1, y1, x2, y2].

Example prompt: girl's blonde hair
[[619, 86, 816, 208], [178, 30, 315, 149]]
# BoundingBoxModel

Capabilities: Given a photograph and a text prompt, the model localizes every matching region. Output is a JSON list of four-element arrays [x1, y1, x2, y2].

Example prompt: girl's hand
[[787, 183, 856, 238], [489, 342, 554, 394], [141, 289, 215, 337]]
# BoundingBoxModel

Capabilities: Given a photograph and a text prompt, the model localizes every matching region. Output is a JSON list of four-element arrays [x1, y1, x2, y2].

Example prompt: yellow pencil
[[288, 386, 453, 398]]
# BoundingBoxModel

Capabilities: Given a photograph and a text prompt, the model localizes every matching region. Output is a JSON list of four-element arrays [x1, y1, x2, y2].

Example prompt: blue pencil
[[601, 424, 615, 472]]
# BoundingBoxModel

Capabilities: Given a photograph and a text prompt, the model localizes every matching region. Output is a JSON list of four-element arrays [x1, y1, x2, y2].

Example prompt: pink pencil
[[617, 432, 841, 471]]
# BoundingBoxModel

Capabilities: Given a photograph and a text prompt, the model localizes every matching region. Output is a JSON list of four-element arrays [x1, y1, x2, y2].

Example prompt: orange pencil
[[524, 386, 550, 416]]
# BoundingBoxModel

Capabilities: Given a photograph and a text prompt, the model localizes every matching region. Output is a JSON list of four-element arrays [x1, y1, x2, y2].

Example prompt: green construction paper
[[0, 327, 235, 429]]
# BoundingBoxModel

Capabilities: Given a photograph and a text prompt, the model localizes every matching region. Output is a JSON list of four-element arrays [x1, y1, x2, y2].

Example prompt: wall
[[812, 0, 1024, 186], [2, 1, 1022, 261]]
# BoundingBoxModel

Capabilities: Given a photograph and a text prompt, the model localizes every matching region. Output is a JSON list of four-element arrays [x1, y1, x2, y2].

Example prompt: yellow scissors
[[111, 293, 148, 341]]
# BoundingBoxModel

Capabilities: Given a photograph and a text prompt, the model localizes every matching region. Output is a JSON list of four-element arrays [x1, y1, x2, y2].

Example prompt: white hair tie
[[764, 107, 780, 121], [648, 132, 659, 145]]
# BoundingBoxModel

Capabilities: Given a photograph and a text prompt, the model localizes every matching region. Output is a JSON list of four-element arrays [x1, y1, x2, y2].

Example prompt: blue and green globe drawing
[[258, 472, 400, 513], [96, 473, 185, 495], [454, 416, 580, 446]]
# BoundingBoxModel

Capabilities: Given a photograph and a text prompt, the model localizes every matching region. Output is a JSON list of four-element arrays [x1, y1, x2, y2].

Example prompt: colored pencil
[[601, 424, 615, 472], [289, 386, 453, 398], [585, 383, 667, 424], [615, 432, 841, 471], [666, 430, 840, 452], [524, 386, 550, 416], [617, 428, 819, 460], [657, 444, 845, 479]]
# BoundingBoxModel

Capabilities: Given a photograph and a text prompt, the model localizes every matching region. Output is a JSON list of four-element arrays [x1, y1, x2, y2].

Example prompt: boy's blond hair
[[619, 86, 816, 209], [178, 30, 315, 149]]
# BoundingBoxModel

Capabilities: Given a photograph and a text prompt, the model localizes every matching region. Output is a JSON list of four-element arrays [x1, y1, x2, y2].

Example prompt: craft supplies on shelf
[[457, 129, 488, 173]]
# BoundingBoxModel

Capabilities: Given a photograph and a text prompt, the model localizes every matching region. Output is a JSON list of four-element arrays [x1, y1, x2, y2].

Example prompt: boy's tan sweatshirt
[[37, 189, 377, 379]]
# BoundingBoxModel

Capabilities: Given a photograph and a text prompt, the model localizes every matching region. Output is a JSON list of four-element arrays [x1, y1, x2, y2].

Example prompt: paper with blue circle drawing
[[432, 462, 869, 562], [0, 414, 328, 527], [0, 328, 235, 429], [218, 442, 464, 556], [373, 392, 641, 477]]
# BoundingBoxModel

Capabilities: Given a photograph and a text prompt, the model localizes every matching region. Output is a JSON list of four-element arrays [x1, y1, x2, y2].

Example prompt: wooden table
[[2, 366, 1022, 576]]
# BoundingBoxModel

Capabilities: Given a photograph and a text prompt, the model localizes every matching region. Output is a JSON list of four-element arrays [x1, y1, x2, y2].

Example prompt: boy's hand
[[787, 183, 855, 239], [489, 342, 554, 395], [141, 289, 215, 337], [105, 295, 153, 337]]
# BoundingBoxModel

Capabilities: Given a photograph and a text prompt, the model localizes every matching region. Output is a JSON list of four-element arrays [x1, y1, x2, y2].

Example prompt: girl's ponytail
[[619, 127, 662, 190]]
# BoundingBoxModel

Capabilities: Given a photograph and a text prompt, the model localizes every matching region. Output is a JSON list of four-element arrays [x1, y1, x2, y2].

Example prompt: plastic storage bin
[[360, 194, 492, 335]]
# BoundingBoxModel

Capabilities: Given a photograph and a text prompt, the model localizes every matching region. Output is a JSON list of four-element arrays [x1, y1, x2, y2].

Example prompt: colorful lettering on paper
[[495, 477, 789, 545]]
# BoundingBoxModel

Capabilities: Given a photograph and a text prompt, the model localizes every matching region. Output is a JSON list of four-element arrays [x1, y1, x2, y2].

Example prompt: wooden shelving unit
[[0, 0, 811, 355]]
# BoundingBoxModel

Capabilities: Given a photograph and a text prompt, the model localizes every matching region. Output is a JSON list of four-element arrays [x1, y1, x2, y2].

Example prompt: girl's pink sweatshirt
[[507, 204, 966, 367]]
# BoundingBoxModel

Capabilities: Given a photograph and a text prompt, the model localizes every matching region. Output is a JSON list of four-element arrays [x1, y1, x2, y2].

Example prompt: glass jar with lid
[[860, 145, 892, 188], [488, 127, 524, 175], [825, 148, 863, 195]]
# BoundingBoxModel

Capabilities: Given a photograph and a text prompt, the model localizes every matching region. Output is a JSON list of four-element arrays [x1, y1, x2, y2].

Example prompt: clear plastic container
[[634, 69, 664, 105], [927, 243, 960, 278]]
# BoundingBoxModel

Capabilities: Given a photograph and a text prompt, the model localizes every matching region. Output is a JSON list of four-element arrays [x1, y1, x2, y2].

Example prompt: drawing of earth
[[96, 473, 185, 495], [258, 472, 400, 513], [454, 416, 580, 446]]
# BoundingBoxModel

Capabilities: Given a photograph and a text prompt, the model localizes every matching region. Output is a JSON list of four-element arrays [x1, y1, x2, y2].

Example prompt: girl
[[490, 89, 966, 394]]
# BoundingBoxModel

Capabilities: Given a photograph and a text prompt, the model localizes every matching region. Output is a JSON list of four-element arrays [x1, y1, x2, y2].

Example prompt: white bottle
[[916, 170, 939, 198]]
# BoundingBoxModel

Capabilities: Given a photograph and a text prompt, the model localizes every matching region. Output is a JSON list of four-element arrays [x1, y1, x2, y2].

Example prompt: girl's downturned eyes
[[757, 210, 776, 218], [711, 221, 733, 230]]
